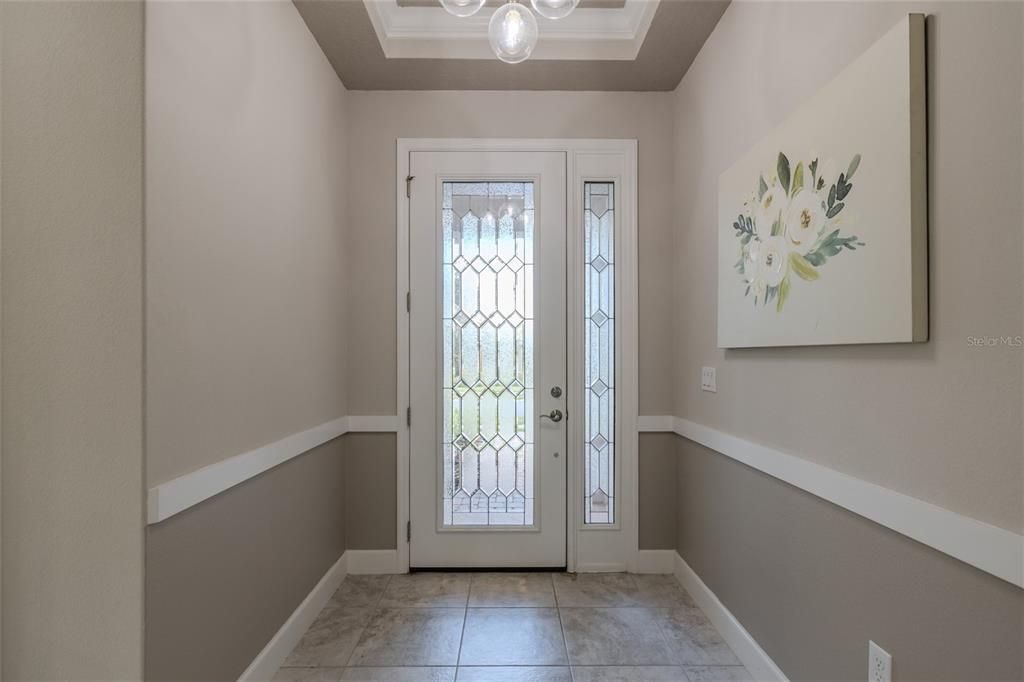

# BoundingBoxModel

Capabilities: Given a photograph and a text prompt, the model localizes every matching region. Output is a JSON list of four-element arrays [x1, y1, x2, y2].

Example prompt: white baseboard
[[673, 552, 787, 682], [634, 549, 676, 574], [239, 552, 348, 681], [347, 549, 402, 574]]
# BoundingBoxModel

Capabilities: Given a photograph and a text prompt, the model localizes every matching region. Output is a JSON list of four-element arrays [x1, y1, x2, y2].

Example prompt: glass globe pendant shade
[[488, 2, 539, 64], [439, 0, 487, 17], [530, 0, 578, 20]]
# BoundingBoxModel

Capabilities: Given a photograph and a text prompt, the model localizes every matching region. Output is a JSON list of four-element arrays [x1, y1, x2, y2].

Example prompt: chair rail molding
[[638, 415, 1024, 589], [147, 415, 400, 524]]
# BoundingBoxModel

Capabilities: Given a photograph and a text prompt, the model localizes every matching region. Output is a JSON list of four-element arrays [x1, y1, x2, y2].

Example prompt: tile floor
[[275, 572, 752, 682]]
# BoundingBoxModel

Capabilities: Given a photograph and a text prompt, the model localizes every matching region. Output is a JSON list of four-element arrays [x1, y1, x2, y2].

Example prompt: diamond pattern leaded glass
[[584, 182, 615, 524], [442, 182, 534, 527]]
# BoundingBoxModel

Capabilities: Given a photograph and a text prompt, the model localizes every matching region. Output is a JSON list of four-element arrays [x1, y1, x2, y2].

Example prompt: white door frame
[[396, 138, 638, 573]]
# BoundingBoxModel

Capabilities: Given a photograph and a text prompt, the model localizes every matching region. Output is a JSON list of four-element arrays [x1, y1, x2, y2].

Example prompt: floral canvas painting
[[717, 14, 928, 348]]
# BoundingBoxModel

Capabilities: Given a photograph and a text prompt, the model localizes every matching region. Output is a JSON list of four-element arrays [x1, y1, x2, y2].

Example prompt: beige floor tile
[[459, 608, 568, 666], [630, 574, 697, 609], [273, 668, 345, 681], [660, 609, 741, 666], [552, 573, 641, 607], [379, 573, 471, 607], [683, 666, 754, 682], [329, 575, 392, 608], [348, 607, 465, 666], [468, 573, 556, 607], [340, 667, 457, 681], [559, 607, 674, 666], [283, 606, 371, 667], [571, 666, 688, 681], [456, 666, 572, 681]]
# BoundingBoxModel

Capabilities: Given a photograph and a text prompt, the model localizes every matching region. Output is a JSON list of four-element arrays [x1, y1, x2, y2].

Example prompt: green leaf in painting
[[791, 162, 805, 194], [788, 251, 820, 281], [777, 152, 791, 195], [846, 153, 861, 180], [771, 215, 783, 237], [758, 175, 768, 200], [776, 275, 791, 312]]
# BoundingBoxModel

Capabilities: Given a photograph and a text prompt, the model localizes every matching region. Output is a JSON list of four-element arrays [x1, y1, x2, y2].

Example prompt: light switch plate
[[701, 366, 717, 393], [869, 641, 892, 682]]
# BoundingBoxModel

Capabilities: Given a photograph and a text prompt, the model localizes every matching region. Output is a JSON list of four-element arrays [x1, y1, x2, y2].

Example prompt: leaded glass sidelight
[[584, 182, 615, 524], [442, 182, 534, 527]]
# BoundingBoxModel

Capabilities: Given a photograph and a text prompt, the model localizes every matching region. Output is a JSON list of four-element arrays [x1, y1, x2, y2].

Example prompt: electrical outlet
[[869, 641, 892, 682], [701, 366, 717, 393]]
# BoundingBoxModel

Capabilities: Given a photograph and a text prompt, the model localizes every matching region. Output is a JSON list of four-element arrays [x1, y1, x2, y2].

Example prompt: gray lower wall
[[675, 436, 1024, 681], [342, 433, 678, 552], [639, 433, 679, 550], [145, 437, 346, 681], [345, 432, 398, 550]]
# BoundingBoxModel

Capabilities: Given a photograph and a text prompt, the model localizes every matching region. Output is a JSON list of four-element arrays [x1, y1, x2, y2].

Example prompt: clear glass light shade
[[530, 0, 578, 20], [439, 0, 486, 17], [488, 2, 539, 64]]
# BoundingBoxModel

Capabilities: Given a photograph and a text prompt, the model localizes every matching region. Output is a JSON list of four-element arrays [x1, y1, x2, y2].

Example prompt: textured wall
[[671, 0, 1023, 533], [676, 437, 1024, 680], [146, 0, 350, 486], [0, 2, 145, 677]]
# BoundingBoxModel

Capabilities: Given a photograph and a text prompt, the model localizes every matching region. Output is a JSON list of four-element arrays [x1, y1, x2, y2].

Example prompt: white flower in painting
[[754, 182, 786, 238], [785, 189, 826, 251], [742, 241, 762, 286], [757, 236, 789, 288]]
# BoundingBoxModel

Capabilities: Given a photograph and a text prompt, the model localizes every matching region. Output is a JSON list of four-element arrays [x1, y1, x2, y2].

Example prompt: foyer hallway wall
[[144, 2, 351, 679], [670, 2, 1023, 678]]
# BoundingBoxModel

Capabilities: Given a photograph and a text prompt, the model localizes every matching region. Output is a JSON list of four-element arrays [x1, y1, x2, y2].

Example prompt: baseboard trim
[[638, 415, 1024, 589], [148, 415, 399, 524], [347, 549, 402, 574], [673, 552, 788, 681], [239, 551, 348, 681], [634, 549, 676, 573]]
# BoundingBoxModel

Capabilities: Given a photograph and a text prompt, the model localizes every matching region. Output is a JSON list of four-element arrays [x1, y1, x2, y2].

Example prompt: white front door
[[408, 150, 567, 568]]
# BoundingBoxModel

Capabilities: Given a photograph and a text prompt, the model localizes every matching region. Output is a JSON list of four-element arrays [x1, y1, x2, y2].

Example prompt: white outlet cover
[[869, 641, 892, 682], [701, 366, 717, 393]]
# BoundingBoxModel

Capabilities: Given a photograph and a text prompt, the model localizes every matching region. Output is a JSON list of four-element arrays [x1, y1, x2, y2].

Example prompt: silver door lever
[[540, 409, 563, 423]]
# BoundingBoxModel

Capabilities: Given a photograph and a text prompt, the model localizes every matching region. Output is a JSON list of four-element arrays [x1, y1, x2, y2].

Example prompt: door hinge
[[406, 406, 411, 426], [405, 175, 415, 198], [406, 291, 411, 312], [406, 520, 411, 542]]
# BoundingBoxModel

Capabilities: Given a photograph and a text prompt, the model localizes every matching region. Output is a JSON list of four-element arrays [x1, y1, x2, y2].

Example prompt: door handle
[[540, 409, 563, 423]]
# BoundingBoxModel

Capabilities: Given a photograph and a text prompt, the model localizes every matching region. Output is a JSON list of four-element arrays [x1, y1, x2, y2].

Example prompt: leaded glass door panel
[[409, 151, 567, 568]]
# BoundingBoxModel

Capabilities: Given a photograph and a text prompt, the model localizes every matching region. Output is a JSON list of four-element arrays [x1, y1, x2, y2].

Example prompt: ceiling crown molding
[[363, 0, 660, 60]]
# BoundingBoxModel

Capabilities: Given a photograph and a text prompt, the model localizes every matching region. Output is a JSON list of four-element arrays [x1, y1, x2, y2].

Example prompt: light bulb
[[488, 2, 539, 64], [439, 0, 486, 18], [530, 0, 578, 20]]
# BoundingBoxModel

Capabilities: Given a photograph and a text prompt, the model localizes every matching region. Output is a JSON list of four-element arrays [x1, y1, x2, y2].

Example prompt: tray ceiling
[[294, 0, 729, 91]]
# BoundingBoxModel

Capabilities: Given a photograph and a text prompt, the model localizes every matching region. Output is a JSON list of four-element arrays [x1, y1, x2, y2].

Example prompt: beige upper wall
[[146, 0, 350, 485], [1, 1, 145, 677], [346, 90, 676, 415], [672, 1, 1023, 533]]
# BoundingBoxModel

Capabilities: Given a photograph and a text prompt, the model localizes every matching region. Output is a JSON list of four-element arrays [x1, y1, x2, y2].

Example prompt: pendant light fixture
[[437, 0, 579, 62], [488, 1, 539, 64]]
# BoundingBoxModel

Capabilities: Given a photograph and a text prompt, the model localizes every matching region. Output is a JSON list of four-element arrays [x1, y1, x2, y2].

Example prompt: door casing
[[397, 138, 638, 573]]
